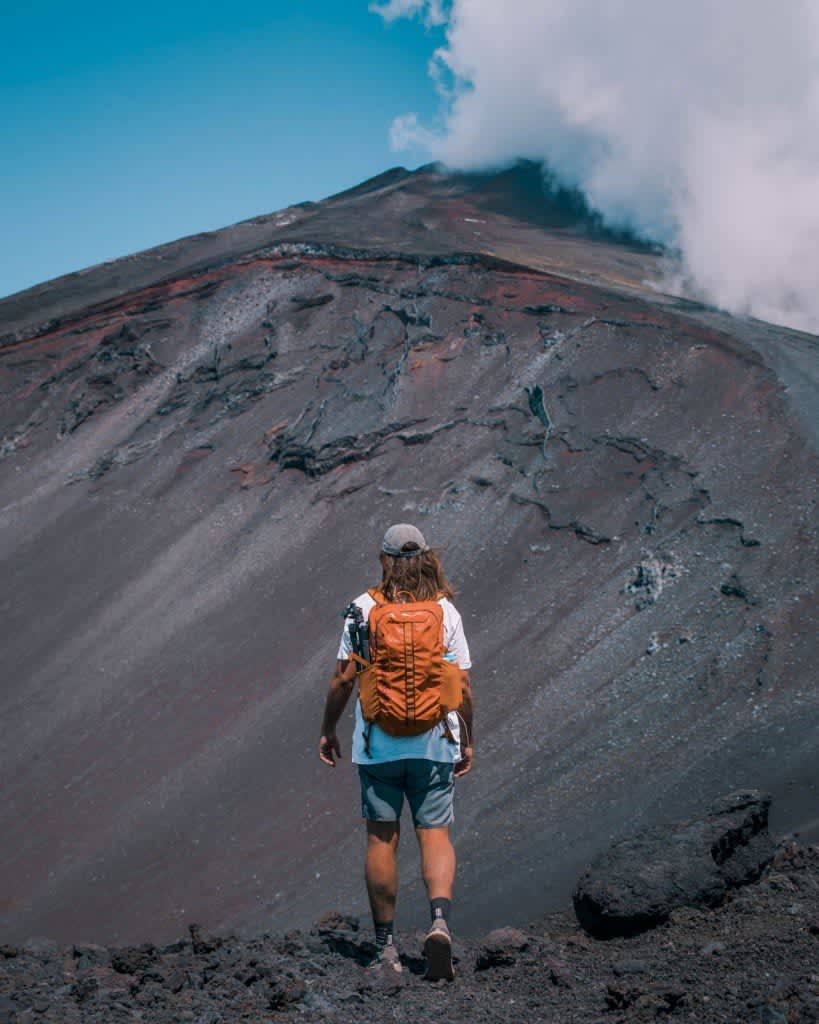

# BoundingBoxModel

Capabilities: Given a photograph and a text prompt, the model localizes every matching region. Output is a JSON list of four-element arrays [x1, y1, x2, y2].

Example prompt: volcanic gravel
[[1, 840, 817, 1024]]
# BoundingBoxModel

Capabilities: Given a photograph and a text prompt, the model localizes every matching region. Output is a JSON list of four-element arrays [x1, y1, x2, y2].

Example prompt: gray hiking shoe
[[423, 918, 455, 981], [366, 942, 403, 973]]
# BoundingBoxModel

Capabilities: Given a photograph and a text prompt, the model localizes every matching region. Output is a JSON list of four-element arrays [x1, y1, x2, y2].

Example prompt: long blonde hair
[[377, 546, 455, 602]]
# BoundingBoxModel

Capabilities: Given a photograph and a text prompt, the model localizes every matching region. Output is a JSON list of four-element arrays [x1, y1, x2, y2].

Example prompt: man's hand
[[454, 745, 473, 778], [318, 660, 355, 767], [319, 733, 342, 767]]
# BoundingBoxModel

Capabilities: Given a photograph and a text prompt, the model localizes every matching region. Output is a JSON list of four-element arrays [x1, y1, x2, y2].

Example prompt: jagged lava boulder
[[475, 927, 530, 969], [573, 789, 776, 937]]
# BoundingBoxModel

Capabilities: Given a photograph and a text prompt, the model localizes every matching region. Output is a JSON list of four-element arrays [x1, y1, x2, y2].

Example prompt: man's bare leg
[[415, 825, 455, 899], [416, 825, 456, 980], [365, 820, 400, 926]]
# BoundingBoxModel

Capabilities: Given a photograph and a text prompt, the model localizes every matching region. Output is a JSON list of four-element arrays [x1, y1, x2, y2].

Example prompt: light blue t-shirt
[[337, 592, 472, 765]]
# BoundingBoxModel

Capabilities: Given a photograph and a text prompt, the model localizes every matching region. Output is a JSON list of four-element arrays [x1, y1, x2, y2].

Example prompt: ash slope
[[1, 163, 817, 947]]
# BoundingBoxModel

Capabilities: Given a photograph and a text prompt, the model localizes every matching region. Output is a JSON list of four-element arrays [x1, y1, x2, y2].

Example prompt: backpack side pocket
[[357, 664, 381, 723], [438, 659, 464, 716]]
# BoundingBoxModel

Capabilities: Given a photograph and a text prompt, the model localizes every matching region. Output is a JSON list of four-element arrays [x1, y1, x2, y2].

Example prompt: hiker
[[318, 523, 473, 981]]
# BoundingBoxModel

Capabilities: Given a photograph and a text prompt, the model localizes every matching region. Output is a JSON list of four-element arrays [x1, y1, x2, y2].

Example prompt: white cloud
[[389, 112, 441, 151], [369, 0, 448, 27], [381, 0, 819, 333]]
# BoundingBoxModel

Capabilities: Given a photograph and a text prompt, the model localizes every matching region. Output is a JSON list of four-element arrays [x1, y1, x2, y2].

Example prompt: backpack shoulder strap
[[367, 588, 387, 605]]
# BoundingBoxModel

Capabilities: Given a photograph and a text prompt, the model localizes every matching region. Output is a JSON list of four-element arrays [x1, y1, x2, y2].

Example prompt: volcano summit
[[0, 162, 817, 948]]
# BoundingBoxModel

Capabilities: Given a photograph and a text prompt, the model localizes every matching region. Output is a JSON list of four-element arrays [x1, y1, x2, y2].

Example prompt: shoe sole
[[423, 932, 455, 981]]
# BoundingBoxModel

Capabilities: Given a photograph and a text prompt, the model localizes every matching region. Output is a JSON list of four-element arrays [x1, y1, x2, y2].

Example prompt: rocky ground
[[1, 840, 817, 1024]]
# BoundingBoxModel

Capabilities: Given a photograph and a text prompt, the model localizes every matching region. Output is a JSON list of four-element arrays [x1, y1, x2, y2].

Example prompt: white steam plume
[[378, 0, 819, 334]]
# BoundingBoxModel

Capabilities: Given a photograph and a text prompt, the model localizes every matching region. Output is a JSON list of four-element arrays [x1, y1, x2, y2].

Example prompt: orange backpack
[[351, 588, 463, 746]]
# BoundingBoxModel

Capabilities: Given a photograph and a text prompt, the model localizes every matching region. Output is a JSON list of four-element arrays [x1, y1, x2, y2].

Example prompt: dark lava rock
[[546, 957, 573, 987], [303, 988, 339, 1013], [20, 937, 60, 961], [73, 941, 110, 966], [290, 292, 334, 310], [70, 973, 99, 1002], [573, 789, 776, 937], [314, 910, 360, 934], [111, 941, 159, 974], [475, 926, 529, 969], [158, 937, 192, 954], [357, 964, 406, 995], [189, 922, 223, 955], [611, 958, 650, 976], [164, 965, 189, 992], [268, 974, 306, 1008], [279, 929, 309, 955], [605, 980, 687, 1013], [313, 911, 369, 962]]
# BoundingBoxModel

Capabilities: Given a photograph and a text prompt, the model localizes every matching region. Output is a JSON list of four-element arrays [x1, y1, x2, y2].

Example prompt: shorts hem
[[412, 816, 454, 829]]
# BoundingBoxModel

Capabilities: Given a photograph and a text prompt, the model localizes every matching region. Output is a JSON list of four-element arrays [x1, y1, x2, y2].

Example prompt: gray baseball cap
[[381, 523, 429, 556]]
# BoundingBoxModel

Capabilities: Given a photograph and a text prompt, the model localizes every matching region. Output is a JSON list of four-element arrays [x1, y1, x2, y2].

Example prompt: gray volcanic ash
[[0, 162, 817, 948]]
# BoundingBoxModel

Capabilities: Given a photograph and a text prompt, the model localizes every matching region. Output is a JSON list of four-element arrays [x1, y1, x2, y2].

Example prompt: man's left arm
[[445, 606, 474, 777], [455, 670, 473, 777], [319, 658, 357, 767]]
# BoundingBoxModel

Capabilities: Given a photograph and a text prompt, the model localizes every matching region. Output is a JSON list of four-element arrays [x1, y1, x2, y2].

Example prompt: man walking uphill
[[319, 524, 474, 981]]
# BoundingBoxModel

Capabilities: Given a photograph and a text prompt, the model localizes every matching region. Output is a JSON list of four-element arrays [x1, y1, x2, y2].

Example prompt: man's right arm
[[319, 658, 357, 767]]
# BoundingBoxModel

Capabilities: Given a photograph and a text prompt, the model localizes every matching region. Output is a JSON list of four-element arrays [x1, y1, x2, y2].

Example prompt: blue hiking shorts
[[358, 759, 455, 828]]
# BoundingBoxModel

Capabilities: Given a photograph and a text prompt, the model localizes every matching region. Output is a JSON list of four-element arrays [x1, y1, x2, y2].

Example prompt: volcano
[[1, 161, 817, 947]]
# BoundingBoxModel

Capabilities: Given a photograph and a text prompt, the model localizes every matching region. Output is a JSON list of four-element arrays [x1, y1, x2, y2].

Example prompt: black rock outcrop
[[573, 789, 776, 937]]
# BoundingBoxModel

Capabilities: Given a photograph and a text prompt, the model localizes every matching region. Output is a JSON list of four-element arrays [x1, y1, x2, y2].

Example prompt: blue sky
[[0, 2, 444, 298]]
